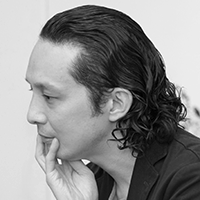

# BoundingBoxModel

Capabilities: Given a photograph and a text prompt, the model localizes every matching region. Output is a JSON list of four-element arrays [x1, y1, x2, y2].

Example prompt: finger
[[46, 138, 60, 174], [35, 134, 46, 172], [61, 160, 75, 176]]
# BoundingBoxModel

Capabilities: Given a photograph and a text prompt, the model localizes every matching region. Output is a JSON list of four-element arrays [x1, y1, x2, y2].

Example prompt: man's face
[[26, 40, 114, 161]]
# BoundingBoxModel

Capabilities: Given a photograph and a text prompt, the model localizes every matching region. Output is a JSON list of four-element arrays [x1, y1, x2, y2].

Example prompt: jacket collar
[[127, 141, 168, 200]]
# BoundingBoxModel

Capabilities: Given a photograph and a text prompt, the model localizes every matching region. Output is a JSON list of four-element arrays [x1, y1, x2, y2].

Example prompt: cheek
[[49, 107, 93, 137], [52, 119, 99, 160]]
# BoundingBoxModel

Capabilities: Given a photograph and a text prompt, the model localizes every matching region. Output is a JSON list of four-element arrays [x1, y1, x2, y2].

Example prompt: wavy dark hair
[[40, 5, 186, 155]]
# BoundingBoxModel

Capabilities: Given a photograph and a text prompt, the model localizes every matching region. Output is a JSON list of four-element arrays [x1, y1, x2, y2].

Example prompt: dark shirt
[[88, 128, 200, 200]]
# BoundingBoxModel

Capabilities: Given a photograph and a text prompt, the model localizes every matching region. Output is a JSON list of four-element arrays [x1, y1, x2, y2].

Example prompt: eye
[[43, 94, 56, 103], [43, 94, 52, 100]]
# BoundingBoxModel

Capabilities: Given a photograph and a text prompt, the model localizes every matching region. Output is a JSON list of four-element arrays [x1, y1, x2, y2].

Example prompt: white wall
[[0, 1, 55, 199], [0, 0, 199, 199]]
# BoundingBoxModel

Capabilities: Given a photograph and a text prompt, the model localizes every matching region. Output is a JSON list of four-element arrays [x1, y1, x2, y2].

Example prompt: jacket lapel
[[127, 141, 168, 200]]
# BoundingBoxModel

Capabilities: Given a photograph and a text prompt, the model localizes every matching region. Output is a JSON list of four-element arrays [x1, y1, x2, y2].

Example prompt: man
[[26, 5, 200, 200]]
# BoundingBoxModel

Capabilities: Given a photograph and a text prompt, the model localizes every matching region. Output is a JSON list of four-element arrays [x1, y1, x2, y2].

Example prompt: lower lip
[[40, 135, 54, 143], [40, 136, 54, 155], [43, 138, 54, 155]]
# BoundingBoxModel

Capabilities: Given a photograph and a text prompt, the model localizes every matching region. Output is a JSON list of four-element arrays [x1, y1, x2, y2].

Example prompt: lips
[[39, 134, 54, 144], [39, 134, 54, 155], [41, 136, 54, 143]]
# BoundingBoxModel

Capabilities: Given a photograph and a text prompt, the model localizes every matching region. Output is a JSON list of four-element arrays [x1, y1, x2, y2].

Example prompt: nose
[[27, 95, 47, 125]]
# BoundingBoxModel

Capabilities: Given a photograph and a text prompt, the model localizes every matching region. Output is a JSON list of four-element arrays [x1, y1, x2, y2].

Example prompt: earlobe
[[109, 88, 132, 122]]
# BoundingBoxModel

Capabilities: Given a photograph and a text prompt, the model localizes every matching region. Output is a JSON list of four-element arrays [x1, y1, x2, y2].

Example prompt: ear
[[108, 88, 132, 122]]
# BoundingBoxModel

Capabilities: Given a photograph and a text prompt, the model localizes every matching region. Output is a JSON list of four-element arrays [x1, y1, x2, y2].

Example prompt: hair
[[40, 5, 187, 155]]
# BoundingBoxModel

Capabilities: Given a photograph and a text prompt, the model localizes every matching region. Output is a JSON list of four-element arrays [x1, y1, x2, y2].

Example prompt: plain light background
[[0, 0, 199, 199]]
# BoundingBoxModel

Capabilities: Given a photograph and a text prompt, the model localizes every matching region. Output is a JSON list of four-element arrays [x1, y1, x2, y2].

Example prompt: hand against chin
[[35, 135, 98, 200]]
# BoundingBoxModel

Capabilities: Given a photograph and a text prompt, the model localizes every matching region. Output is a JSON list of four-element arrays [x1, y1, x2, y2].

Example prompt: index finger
[[35, 134, 46, 172], [45, 138, 60, 174]]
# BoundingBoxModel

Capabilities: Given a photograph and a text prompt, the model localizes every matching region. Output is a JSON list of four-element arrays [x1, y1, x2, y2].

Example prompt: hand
[[35, 135, 98, 200]]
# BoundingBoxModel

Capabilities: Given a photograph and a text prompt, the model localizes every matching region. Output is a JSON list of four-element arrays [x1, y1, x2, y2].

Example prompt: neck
[[88, 140, 137, 199]]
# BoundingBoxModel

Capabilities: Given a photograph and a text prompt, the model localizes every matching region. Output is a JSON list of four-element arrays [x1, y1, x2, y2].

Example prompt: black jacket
[[89, 128, 200, 199]]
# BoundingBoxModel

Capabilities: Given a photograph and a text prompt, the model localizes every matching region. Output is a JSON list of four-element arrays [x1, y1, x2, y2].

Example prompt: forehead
[[26, 40, 81, 85]]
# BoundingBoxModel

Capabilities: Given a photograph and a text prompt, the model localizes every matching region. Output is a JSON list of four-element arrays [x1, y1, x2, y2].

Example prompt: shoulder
[[161, 128, 200, 174], [171, 128, 200, 161], [159, 128, 200, 189], [145, 128, 200, 199]]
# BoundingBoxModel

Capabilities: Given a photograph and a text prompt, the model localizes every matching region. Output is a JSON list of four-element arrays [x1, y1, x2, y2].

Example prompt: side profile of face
[[26, 40, 115, 161]]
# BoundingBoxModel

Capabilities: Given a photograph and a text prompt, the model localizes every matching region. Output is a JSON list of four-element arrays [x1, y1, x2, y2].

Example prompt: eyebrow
[[25, 78, 60, 92]]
